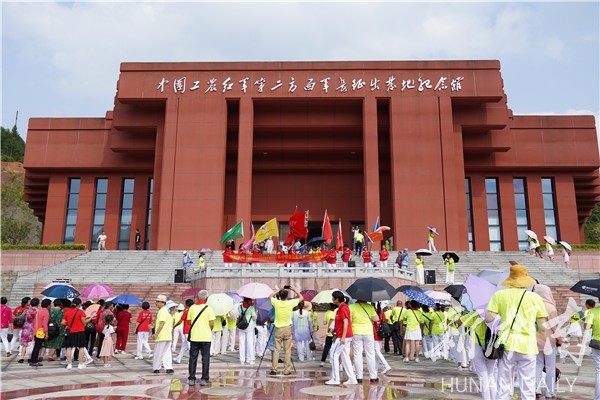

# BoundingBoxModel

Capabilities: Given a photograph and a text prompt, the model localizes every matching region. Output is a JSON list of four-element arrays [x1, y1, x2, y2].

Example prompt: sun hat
[[165, 300, 177, 310], [502, 264, 537, 288], [155, 294, 167, 303], [177, 303, 185, 311]]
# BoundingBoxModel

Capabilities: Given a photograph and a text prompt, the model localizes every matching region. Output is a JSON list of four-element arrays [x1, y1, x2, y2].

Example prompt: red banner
[[229, 253, 329, 263]]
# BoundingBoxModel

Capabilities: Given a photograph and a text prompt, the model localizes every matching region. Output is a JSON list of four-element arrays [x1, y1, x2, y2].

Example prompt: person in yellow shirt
[[415, 255, 425, 285], [444, 255, 456, 285], [583, 299, 600, 400], [311, 309, 323, 348], [269, 285, 303, 375], [420, 305, 434, 359], [390, 301, 405, 356], [152, 295, 174, 375], [222, 311, 236, 354], [485, 264, 548, 400], [320, 303, 337, 367], [429, 304, 447, 360], [210, 315, 224, 356], [566, 311, 583, 346], [402, 300, 424, 363], [349, 300, 379, 382], [187, 290, 216, 386], [383, 306, 393, 353], [460, 310, 496, 400]]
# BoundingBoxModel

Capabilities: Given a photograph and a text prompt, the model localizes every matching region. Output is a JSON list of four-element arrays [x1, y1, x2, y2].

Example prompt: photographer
[[269, 285, 303, 375]]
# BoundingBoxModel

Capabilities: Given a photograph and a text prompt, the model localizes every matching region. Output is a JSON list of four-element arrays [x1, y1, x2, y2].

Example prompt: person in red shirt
[[252, 246, 261, 269], [115, 304, 132, 353], [30, 298, 51, 366], [326, 291, 357, 385], [10, 297, 30, 354], [62, 298, 92, 369], [342, 245, 352, 268], [362, 249, 373, 268], [326, 248, 337, 269], [1, 297, 14, 357], [134, 301, 153, 360], [223, 247, 234, 269], [174, 299, 193, 364], [379, 248, 389, 268]]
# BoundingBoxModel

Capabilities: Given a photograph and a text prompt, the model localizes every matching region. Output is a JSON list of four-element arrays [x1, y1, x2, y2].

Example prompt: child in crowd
[[100, 314, 115, 367]]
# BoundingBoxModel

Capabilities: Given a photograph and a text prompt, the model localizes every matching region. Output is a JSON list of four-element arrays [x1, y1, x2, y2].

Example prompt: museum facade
[[23, 60, 600, 251]]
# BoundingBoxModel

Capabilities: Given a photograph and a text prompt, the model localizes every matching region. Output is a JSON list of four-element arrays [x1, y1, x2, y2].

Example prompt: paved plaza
[[0, 347, 596, 399]]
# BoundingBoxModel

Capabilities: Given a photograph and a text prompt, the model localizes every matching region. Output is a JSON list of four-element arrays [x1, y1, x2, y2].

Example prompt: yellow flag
[[254, 218, 279, 243]]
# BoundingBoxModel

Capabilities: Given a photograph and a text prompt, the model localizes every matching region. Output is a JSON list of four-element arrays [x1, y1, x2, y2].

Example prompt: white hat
[[177, 303, 185, 311], [155, 294, 167, 302], [183, 250, 188, 255], [165, 300, 177, 310]]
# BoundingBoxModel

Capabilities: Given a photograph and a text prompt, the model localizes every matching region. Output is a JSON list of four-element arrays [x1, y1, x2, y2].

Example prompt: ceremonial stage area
[[23, 60, 599, 251]]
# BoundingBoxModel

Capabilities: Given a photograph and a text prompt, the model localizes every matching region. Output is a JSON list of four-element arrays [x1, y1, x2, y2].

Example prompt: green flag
[[220, 220, 244, 243]]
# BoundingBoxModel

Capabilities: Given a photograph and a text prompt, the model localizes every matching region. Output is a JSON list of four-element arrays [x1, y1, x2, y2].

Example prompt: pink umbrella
[[300, 289, 318, 302], [237, 283, 273, 299], [80, 284, 115, 299]]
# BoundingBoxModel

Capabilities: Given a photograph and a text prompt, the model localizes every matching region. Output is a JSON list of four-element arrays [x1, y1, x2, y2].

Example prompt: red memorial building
[[23, 60, 600, 251]]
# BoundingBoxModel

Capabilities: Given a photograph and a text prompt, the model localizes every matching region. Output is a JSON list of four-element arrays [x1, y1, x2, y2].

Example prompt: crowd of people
[[0, 262, 598, 400]]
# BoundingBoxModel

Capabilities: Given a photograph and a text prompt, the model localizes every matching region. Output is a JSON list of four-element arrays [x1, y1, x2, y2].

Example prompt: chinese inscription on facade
[[157, 74, 465, 95]]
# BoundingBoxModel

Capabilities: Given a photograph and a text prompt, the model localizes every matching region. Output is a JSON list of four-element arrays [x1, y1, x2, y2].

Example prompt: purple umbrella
[[237, 283, 273, 299], [255, 298, 273, 325], [226, 292, 243, 303], [463, 274, 499, 318]]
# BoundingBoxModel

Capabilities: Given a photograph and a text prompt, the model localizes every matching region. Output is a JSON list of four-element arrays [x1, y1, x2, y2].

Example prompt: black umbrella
[[306, 236, 326, 247], [570, 279, 600, 298], [442, 252, 460, 263], [397, 285, 422, 293], [444, 284, 466, 301], [346, 278, 397, 302]]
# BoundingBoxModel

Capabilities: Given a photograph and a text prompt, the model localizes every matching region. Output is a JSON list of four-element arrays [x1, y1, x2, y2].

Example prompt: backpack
[[377, 320, 392, 339], [47, 314, 60, 338], [482, 325, 504, 360], [236, 306, 250, 330]]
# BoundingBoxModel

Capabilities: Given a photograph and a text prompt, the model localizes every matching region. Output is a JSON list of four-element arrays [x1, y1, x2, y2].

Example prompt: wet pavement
[[0, 349, 596, 399]]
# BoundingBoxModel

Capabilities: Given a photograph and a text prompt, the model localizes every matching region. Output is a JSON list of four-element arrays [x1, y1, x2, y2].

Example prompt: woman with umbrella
[[415, 254, 425, 285], [543, 236, 555, 262], [427, 227, 438, 252], [444, 253, 458, 285], [560, 242, 571, 267]]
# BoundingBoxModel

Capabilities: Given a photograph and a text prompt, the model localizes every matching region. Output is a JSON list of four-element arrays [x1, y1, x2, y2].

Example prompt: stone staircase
[[8, 249, 598, 309], [8, 251, 186, 306]]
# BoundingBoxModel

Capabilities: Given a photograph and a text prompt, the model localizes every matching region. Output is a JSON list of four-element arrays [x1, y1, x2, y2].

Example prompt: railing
[[189, 265, 415, 280]]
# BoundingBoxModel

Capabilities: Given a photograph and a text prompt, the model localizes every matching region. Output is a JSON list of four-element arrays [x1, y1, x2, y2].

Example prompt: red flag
[[284, 207, 309, 245], [336, 218, 344, 251], [322, 210, 333, 245], [366, 230, 384, 242]]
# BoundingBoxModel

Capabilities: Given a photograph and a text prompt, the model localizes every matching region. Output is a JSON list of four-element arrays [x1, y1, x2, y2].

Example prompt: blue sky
[[2, 1, 599, 140]]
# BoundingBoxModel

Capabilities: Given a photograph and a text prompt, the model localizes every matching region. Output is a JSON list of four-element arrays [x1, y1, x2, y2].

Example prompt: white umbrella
[[207, 293, 235, 316], [559, 241, 572, 251], [415, 249, 433, 257], [423, 290, 452, 302], [543, 236, 556, 245], [524, 230, 537, 240], [427, 226, 440, 235]]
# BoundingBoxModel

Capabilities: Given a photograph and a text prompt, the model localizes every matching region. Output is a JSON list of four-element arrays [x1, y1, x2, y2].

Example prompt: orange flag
[[322, 210, 333, 245]]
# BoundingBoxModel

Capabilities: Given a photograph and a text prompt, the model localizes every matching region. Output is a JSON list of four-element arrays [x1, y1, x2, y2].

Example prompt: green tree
[[584, 203, 600, 244], [1, 173, 41, 244], [1, 125, 26, 162]]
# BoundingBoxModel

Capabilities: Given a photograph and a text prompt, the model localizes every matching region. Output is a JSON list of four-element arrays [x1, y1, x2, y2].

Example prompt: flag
[[366, 230, 384, 242], [336, 218, 344, 251], [285, 207, 309, 245], [322, 210, 333, 245], [220, 220, 244, 243], [242, 223, 256, 252], [254, 218, 279, 243], [366, 216, 380, 243]]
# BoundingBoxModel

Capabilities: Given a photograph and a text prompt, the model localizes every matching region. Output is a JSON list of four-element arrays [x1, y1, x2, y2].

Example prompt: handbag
[[34, 312, 45, 339], [589, 339, 600, 350], [135, 312, 150, 334], [483, 289, 527, 360]]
